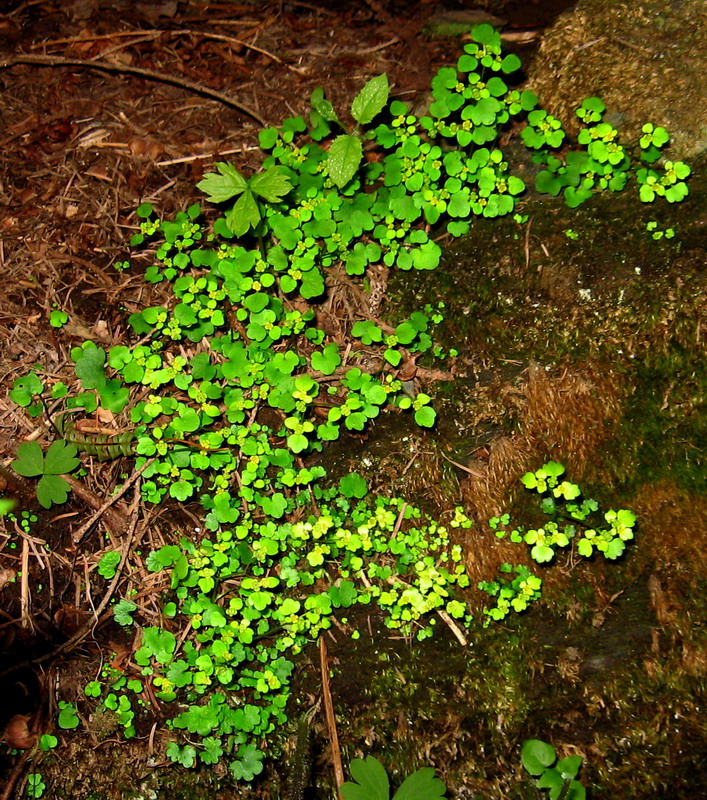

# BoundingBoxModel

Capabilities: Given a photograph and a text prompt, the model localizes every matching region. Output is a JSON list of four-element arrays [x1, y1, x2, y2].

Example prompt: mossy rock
[[527, 0, 707, 158]]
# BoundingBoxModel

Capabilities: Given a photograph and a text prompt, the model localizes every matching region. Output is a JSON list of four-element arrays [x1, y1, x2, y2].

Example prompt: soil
[[1, 1, 705, 799]]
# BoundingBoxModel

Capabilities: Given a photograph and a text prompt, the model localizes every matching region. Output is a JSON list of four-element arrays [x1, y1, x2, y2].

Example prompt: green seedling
[[480, 463, 636, 623], [521, 739, 586, 800]]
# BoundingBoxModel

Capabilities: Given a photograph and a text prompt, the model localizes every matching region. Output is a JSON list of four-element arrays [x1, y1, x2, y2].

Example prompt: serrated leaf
[[341, 756, 389, 800], [226, 189, 260, 237], [44, 440, 80, 474], [12, 441, 45, 478], [394, 767, 446, 800], [249, 167, 293, 203], [311, 86, 340, 123], [328, 135, 363, 188], [351, 73, 389, 125], [197, 162, 247, 203]]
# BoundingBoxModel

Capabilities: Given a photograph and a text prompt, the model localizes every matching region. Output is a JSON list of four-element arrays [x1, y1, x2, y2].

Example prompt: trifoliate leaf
[[197, 162, 247, 203], [249, 167, 293, 203]]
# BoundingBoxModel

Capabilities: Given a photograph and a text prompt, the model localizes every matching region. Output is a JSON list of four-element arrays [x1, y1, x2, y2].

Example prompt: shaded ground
[[1, 1, 705, 798]]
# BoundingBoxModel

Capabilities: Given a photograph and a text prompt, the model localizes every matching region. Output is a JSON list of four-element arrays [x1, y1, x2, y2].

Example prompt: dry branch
[[0, 53, 266, 125]]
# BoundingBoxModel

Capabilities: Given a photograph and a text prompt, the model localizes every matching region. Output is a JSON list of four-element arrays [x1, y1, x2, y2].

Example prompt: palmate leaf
[[197, 162, 247, 203]]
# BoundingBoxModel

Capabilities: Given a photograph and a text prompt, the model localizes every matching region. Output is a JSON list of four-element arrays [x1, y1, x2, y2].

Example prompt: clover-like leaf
[[522, 739, 556, 776], [12, 441, 45, 478], [58, 701, 80, 730]]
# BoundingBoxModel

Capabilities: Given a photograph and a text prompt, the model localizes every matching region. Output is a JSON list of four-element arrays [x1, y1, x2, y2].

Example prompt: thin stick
[[20, 537, 31, 629], [0, 53, 266, 125], [29, 28, 282, 62], [319, 637, 344, 798], [71, 457, 154, 544], [436, 608, 468, 647], [439, 450, 485, 479]]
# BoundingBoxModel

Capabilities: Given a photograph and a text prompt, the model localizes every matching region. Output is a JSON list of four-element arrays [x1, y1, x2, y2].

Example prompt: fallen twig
[[439, 450, 485, 478], [319, 636, 344, 798], [28, 28, 282, 62], [436, 608, 468, 647], [0, 53, 266, 125], [70, 457, 154, 544]]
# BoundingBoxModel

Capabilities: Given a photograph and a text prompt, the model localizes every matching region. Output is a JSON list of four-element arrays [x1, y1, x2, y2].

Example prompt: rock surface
[[527, 0, 707, 158]]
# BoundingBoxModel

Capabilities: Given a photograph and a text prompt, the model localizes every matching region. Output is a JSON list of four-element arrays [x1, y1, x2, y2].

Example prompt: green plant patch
[[480, 463, 636, 624], [7, 20, 669, 791]]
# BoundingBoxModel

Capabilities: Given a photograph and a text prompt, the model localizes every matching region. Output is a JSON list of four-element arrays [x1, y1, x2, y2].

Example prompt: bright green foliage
[[9, 371, 44, 417], [49, 309, 69, 328], [341, 755, 447, 800], [132, 500, 472, 768], [197, 163, 293, 237], [7, 23, 651, 788], [98, 551, 121, 579], [533, 97, 690, 208], [39, 734, 58, 751], [521, 739, 586, 800], [11, 440, 80, 509], [57, 701, 79, 730], [26, 773, 46, 799], [480, 463, 636, 624]]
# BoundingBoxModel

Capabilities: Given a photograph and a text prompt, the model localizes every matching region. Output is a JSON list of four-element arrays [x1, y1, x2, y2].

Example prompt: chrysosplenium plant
[[479, 462, 636, 625], [6, 22, 657, 785]]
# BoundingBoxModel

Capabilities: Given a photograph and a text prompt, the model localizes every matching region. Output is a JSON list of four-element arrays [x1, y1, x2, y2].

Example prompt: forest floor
[[0, 1, 705, 799]]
